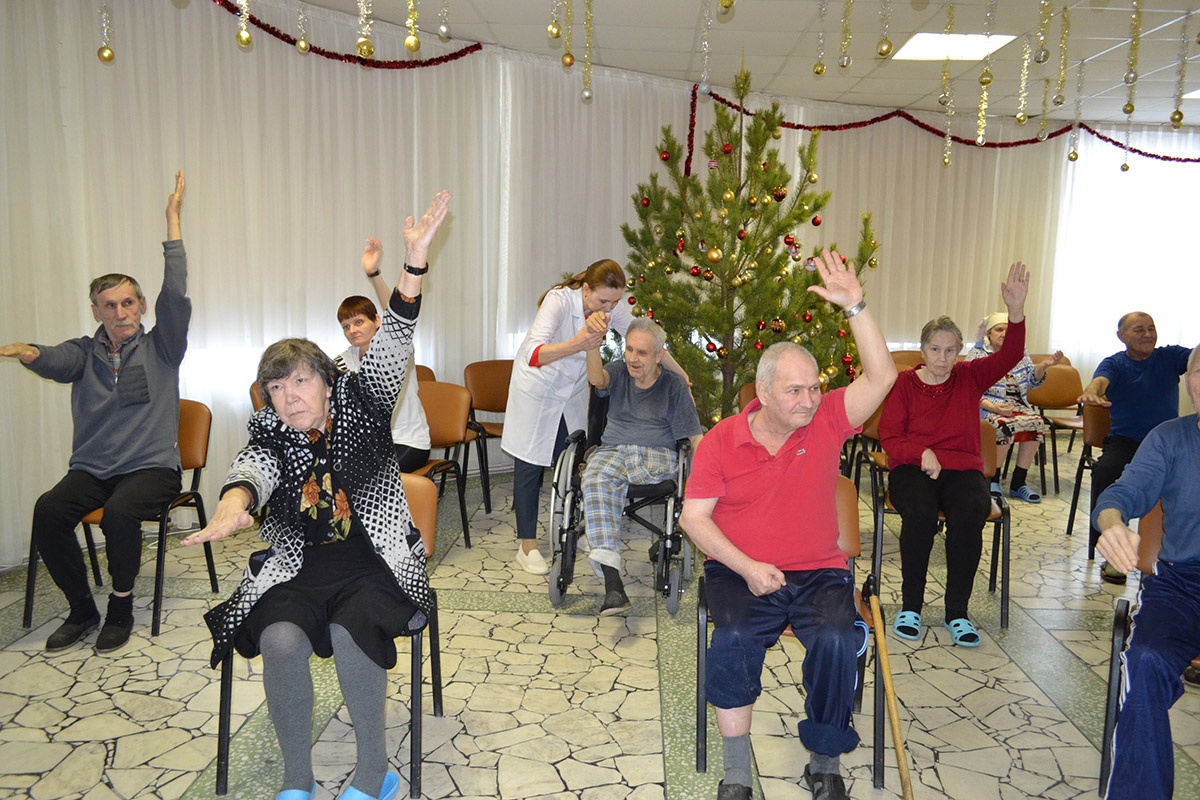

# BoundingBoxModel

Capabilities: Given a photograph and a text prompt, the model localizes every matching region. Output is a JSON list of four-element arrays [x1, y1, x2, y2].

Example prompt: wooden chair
[[1025, 364, 1084, 493], [249, 381, 265, 412], [214, 473, 444, 797], [867, 419, 1011, 628], [736, 381, 757, 412], [412, 381, 473, 547], [414, 364, 436, 382], [463, 359, 513, 514], [23, 400, 219, 637], [1065, 403, 1111, 555], [696, 476, 884, 787], [890, 350, 924, 370]]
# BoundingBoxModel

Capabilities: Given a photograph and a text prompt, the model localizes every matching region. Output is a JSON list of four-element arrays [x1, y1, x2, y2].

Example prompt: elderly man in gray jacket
[[1, 171, 190, 654]]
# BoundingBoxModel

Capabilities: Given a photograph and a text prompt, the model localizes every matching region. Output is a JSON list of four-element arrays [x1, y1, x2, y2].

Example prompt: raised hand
[[182, 488, 253, 546], [806, 249, 863, 312], [403, 189, 451, 267], [1040, 350, 1065, 368], [1000, 261, 1030, 314], [166, 170, 185, 240], [362, 237, 383, 276]]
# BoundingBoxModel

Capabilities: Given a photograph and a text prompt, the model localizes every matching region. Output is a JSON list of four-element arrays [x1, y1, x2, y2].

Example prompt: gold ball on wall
[[237, 28, 253, 48], [296, 38, 310, 54], [562, 52, 575, 67], [97, 44, 115, 62], [813, 61, 826, 76], [1015, 111, 1027, 125], [356, 37, 375, 58], [405, 34, 421, 52], [547, 21, 562, 39], [1067, 151, 1079, 162], [876, 38, 893, 57]]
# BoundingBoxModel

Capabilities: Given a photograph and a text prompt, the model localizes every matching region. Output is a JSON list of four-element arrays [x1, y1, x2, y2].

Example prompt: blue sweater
[[1093, 415, 1200, 565], [1094, 345, 1190, 441], [24, 240, 191, 478]]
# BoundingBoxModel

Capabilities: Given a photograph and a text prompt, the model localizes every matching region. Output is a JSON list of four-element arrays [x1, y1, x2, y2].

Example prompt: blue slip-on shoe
[[338, 771, 400, 800], [275, 783, 316, 800], [989, 481, 1002, 497], [892, 610, 922, 641], [1010, 484, 1041, 503], [944, 617, 982, 647]]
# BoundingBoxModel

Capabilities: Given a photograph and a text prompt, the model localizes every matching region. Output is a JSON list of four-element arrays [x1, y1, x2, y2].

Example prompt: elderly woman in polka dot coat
[[184, 191, 450, 800]]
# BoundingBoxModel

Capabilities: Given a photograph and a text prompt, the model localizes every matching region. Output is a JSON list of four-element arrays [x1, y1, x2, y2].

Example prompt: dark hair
[[337, 295, 379, 323], [255, 338, 339, 412], [537, 258, 625, 306], [89, 274, 144, 304], [919, 316, 963, 350]]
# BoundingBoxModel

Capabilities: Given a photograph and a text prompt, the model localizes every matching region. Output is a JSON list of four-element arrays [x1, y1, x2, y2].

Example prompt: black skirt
[[235, 534, 420, 669]]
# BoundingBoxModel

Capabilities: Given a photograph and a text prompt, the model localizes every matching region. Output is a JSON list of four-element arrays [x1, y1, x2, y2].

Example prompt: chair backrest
[[417, 381, 472, 448], [979, 419, 998, 476], [463, 359, 513, 414], [401, 472, 438, 554], [249, 381, 266, 412], [1082, 403, 1112, 450], [415, 364, 437, 382], [1026, 364, 1083, 410], [737, 381, 757, 411], [1031, 353, 1071, 366], [179, 399, 212, 471], [861, 404, 883, 441], [835, 475, 860, 560], [891, 350, 924, 370], [1136, 501, 1164, 576]]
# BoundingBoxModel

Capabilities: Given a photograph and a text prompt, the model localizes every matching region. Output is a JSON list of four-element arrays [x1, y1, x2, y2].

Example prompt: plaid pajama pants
[[582, 444, 677, 572]]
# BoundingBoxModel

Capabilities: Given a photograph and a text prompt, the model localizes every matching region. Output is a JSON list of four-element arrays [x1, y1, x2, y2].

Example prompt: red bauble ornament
[[761, 161, 769, 170], [660, 150, 671, 161], [640, 197, 650, 207], [706, 342, 717, 352], [847, 367, 857, 379], [689, 266, 702, 277], [628, 296, 637, 305], [737, 229, 747, 240], [646, 309, 654, 319], [756, 320, 767, 331], [802, 312, 813, 322], [722, 143, 733, 155], [812, 215, 823, 226], [784, 234, 796, 246], [754, 341, 765, 350], [678, 239, 686, 253], [837, 329, 847, 338], [841, 354, 855, 365], [637, 275, 646, 282]]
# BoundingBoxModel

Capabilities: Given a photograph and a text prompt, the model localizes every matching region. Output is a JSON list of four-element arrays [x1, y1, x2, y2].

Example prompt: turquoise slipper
[[944, 617, 982, 647], [276, 783, 316, 800], [338, 770, 400, 800], [893, 610, 922, 641]]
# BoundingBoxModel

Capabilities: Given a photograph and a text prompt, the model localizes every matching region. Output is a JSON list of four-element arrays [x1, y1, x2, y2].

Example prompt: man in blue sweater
[[1079, 312, 1190, 584], [1, 171, 190, 654], [1094, 344, 1200, 800]]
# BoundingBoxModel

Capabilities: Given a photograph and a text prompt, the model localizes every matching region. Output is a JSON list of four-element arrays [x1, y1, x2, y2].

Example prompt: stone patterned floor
[[1, 447, 1198, 799]]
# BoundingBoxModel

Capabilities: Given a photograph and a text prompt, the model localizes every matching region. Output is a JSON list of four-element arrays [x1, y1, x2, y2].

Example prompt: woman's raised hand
[[403, 190, 451, 267], [1000, 261, 1030, 315], [362, 237, 383, 276]]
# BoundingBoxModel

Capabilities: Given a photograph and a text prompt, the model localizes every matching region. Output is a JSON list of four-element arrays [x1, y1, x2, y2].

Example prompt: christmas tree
[[621, 70, 879, 425]]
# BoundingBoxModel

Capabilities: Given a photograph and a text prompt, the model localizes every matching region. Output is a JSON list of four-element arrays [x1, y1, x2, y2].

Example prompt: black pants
[[1088, 434, 1141, 553], [394, 444, 431, 474], [888, 465, 990, 621], [33, 468, 181, 604]]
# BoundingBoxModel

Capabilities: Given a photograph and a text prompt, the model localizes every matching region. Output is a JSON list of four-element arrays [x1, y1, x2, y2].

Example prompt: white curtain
[[1, 0, 1198, 568]]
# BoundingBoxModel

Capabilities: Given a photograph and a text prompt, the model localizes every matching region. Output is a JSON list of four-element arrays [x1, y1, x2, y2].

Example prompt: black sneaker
[[804, 765, 849, 800], [95, 619, 133, 654], [716, 781, 752, 800], [45, 615, 100, 653], [1100, 561, 1128, 585], [599, 588, 631, 616]]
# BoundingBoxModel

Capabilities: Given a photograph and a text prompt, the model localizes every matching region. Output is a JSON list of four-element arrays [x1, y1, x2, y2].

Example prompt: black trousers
[[1088, 434, 1141, 553], [33, 468, 181, 604]]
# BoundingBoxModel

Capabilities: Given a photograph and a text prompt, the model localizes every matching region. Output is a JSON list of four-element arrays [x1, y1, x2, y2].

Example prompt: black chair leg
[[153, 519, 170, 637], [475, 434, 492, 514], [216, 651, 234, 795], [82, 523, 104, 586], [1065, 445, 1090, 538], [1100, 599, 1131, 796], [410, 629, 423, 799], [696, 576, 708, 773], [453, 465, 471, 548], [429, 592, 443, 717], [23, 534, 38, 628]]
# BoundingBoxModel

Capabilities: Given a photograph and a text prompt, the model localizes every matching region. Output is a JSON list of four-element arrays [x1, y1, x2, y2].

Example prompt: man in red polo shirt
[[681, 250, 896, 800]]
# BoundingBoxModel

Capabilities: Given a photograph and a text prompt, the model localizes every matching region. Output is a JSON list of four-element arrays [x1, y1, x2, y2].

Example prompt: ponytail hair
[[537, 258, 625, 306]]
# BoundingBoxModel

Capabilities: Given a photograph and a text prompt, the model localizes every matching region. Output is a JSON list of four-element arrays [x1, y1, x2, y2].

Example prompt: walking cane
[[863, 576, 915, 800]]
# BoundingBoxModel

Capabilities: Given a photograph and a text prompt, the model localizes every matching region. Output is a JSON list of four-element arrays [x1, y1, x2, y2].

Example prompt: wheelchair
[[546, 388, 693, 614]]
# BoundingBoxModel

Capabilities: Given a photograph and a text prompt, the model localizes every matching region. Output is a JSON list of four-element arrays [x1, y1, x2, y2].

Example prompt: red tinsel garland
[[211, 0, 482, 69], [698, 86, 1200, 165]]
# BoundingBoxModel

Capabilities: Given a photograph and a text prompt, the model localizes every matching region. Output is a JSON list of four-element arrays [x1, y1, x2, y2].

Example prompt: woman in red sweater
[[879, 262, 1030, 647]]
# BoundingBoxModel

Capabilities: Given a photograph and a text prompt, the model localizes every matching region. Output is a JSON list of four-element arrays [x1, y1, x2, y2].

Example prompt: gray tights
[[260, 621, 389, 796]]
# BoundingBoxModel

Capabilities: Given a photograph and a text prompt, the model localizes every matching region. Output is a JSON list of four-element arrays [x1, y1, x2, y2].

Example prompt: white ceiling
[[303, 1, 1200, 125]]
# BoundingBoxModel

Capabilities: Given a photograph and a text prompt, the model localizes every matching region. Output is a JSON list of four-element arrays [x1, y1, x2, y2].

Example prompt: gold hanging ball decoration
[[1067, 151, 1079, 162], [356, 37, 375, 58], [760, 195, 773, 206], [97, 44, 115, 63], [1015, 111, 1028, 125], [296, 37, 310, 54], [868, 256, 879, 268], [717, 207, 729, 220], [1052, 93, 1065, 107], [237, 28, 253, 48], [746, 196, 758, 207], [562, 52, 575, 67], [707, 247, 723, 263], [813, 61, 827, 76], [722, 188, 735, 203], [979, 67, 993, 87], [1120, 162, 1130, 172], [818, 373, 829, 388], [405, 34, 421, 52], [1171, 109, 1184, 129], [807, 171, 818, 184], [876, 37, 893, 58], [772, 128, 783, 140], [942, 155, 952, 167], [547, 21, 562, 39], [1122, 101, 1135, 116]]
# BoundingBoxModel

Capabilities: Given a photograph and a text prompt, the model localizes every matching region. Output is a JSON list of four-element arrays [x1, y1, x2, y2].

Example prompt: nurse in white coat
[[502, 259, 687, 574]]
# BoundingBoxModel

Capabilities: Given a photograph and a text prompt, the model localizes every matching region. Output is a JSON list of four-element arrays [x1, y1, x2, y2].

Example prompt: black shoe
[[45, 615, 100, 653], [1100, 561, 1128, 585], [599, 588, 631, 616], [95, 619, 133, 653], [804, 765, 849, 800], [1184, 664, 1200, 687], [716, 781, 752, 800]]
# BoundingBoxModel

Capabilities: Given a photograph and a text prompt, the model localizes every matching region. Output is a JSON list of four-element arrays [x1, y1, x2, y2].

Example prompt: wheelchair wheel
[[549, 557, 566, 607], [666, 561, 682, 615]]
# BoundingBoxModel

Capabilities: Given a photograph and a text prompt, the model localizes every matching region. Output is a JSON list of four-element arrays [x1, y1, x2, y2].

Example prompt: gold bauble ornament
[[562, 52, 575, 67], [818, 373, 829, 388], [792, 335, 804, 344], [813, 61, 827, 76], [868, 257, 879, 268], [731, 275, 745, 288], [675, 228, 685, 238], [760, 195, 772, 206], [711, 413, 723, 425], [405, 34, 421, 52], [296, 38, 311, 54], [1067, 151, 1079, 162], [876, 37, 893, 57], [663, 265, 674, 274], [772, 128, 783, 140], [807, 171, 818, 184], [547, 21, 562, 39], [626, 278, 637, 289], [97, 44, 114, 63], [237, 28, 253, 48], [1120, 163, 1130, 172], [722, 188, 735, 202], [1052, 93, 1065, 106], [718, 0, 735, 8], [942, 155, 952, 167], [746, 196, 758, 207], [707, 247, 723, 263], [791, 252, 804, 262], [1015, 111, 1027, 125], [356, 37, 375, 58], [979, 67, 993, 87], [717, 208, 729, 220], [1171, 109, 1185, 129], [824, 365, 838, 377], [702, 268, 716, 281], [1122, 101, 1135, 116], [693, 210, 703, 219], [778, 268, 790, 279], [631, 304, 643, 317]]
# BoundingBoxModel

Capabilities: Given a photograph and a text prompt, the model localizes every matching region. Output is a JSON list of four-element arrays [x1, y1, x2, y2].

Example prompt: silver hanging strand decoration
[[438, 0, 451, 40], [1170, 10, 1190, 129], [876, 0, 893, 57], [356, 0, 375, 59], [1067, 60, 1084, 162], [236, 0, 252, 48], [814, 0, 828, 75], [1015, 36, 1031, 124], [296, 7, 310, 53], [698, 1, 715, 95], [97, 2, 114, 62], [976, 0, 998, 146]]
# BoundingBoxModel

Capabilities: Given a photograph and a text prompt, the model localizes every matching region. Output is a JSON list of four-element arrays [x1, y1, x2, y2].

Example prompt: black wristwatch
[[404, 263, 429, 276]]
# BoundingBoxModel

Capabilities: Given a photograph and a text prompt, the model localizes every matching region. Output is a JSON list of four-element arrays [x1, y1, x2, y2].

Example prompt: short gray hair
[[256, 338, 339, 412], [757, 342, 818, 390], [920, 316, 963, 351], [1188, 344, 1200, 373], [627, 318, 666, 351], [89, 274, 144, 304]]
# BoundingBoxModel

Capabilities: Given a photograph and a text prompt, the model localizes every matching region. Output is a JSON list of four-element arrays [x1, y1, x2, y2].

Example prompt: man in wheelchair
[[680, 251, 895, 800], [1094, 344, 1200, 800], [582, 317, 703, 615]]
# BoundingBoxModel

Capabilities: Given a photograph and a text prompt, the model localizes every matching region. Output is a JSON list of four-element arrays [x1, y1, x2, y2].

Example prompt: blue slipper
[[1010, 484, 1041, 503], [989, 481, 1002, 496], [893, 610, 922, 641], [276, 783, 316, 800], [944, 617, 982, 647], [338, 771, 400, 800]]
